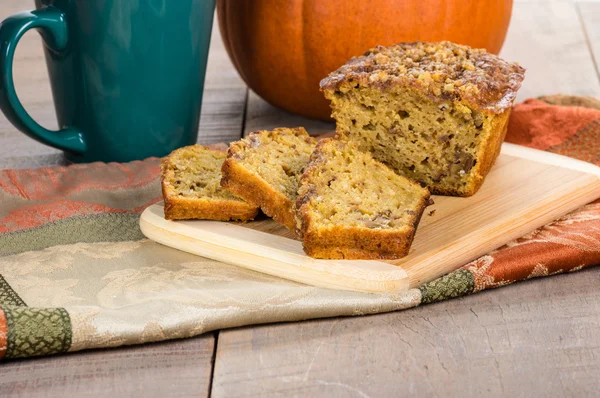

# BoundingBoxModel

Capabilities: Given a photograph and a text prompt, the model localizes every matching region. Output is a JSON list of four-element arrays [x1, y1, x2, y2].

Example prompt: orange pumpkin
[[218, 0, 513, 121]]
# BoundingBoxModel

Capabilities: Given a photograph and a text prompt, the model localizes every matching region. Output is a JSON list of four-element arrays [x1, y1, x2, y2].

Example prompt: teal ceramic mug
[[0, 0, 215, 163]]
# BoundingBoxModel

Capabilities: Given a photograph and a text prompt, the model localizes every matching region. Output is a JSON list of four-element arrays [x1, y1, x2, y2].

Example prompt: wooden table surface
[[1, 1, 600, 397]]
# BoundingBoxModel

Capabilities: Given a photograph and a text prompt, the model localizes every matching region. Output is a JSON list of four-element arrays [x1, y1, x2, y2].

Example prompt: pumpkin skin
[[218, 0, 513, 121]]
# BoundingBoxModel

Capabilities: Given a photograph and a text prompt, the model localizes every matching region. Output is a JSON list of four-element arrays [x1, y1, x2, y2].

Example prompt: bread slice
[[296, 139, 431, 259], [161, 145, 258, 221], [221, 127, 317, 230], [321, 41, 525, 196]]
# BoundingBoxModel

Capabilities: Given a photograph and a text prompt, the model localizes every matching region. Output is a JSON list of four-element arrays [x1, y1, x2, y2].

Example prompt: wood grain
[[198, 20, 248, 145], [0, 335, 215, 398], [140, 145, 600, 293], [212, 267, 600, 398], [500, 1, 600, 102], [578, 1, 600, 82], [243, 91, 335, 137]]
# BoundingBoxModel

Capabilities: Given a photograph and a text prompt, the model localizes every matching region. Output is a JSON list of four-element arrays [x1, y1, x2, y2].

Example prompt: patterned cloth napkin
[[0, 95, 599, 360]]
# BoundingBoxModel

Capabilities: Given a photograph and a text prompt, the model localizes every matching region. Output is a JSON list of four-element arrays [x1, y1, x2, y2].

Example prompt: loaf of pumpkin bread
[[321, 41, 525, 196], [221, 127, 317, 231], [296, 138, 431, 260], [161, 145, 258, 221]]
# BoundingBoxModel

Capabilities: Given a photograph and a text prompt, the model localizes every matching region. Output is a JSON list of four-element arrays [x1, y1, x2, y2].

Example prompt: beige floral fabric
[[0, 239, 422, 353]]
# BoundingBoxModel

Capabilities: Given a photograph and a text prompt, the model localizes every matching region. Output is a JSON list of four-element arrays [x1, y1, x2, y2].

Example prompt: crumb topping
[[321, 41, 525, 113]]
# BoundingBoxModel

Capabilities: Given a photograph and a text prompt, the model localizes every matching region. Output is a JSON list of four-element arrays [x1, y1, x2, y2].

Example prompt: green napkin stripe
[[4, 306, 72, 359], [0, 213, 145, 257], [0, 275, 26, 307], [419, 269, 475, 305]]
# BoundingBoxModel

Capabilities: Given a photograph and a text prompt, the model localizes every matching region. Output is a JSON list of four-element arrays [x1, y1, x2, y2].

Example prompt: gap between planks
[[578, 1, 600, 84], [500, 1, 600, 101]]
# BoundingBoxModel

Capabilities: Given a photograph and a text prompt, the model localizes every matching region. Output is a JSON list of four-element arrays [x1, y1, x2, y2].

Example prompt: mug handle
[[0, 8, 86, 154]]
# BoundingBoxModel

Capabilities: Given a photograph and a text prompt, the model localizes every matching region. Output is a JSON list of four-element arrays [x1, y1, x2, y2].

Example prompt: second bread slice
[[221, 127, 317, 230]]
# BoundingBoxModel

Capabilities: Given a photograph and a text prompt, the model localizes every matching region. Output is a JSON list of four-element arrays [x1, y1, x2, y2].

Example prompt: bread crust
[[161, 145, 258, 221], [162, 195, 259, 221]]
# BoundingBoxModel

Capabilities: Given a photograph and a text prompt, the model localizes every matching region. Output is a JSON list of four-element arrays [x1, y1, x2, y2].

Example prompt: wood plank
[[140, 145, 600, 293], [198, 19, 248, 145], [578, 1, 600, 82], [0, 335, 215, 398], [212, 267, 600, 397], [0, 2, 247, 169], [500, 1, 600, 102]]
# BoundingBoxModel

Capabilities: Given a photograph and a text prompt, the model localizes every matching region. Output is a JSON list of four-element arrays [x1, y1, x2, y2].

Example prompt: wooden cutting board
[[140, 143, 600, 293]]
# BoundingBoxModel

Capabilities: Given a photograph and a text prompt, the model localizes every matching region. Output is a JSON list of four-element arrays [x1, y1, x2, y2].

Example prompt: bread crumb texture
[[221, 127, 316, 230], [163, 145, 241, 201], [296, 138, 430, 259], [161, 145, 258, 220]]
